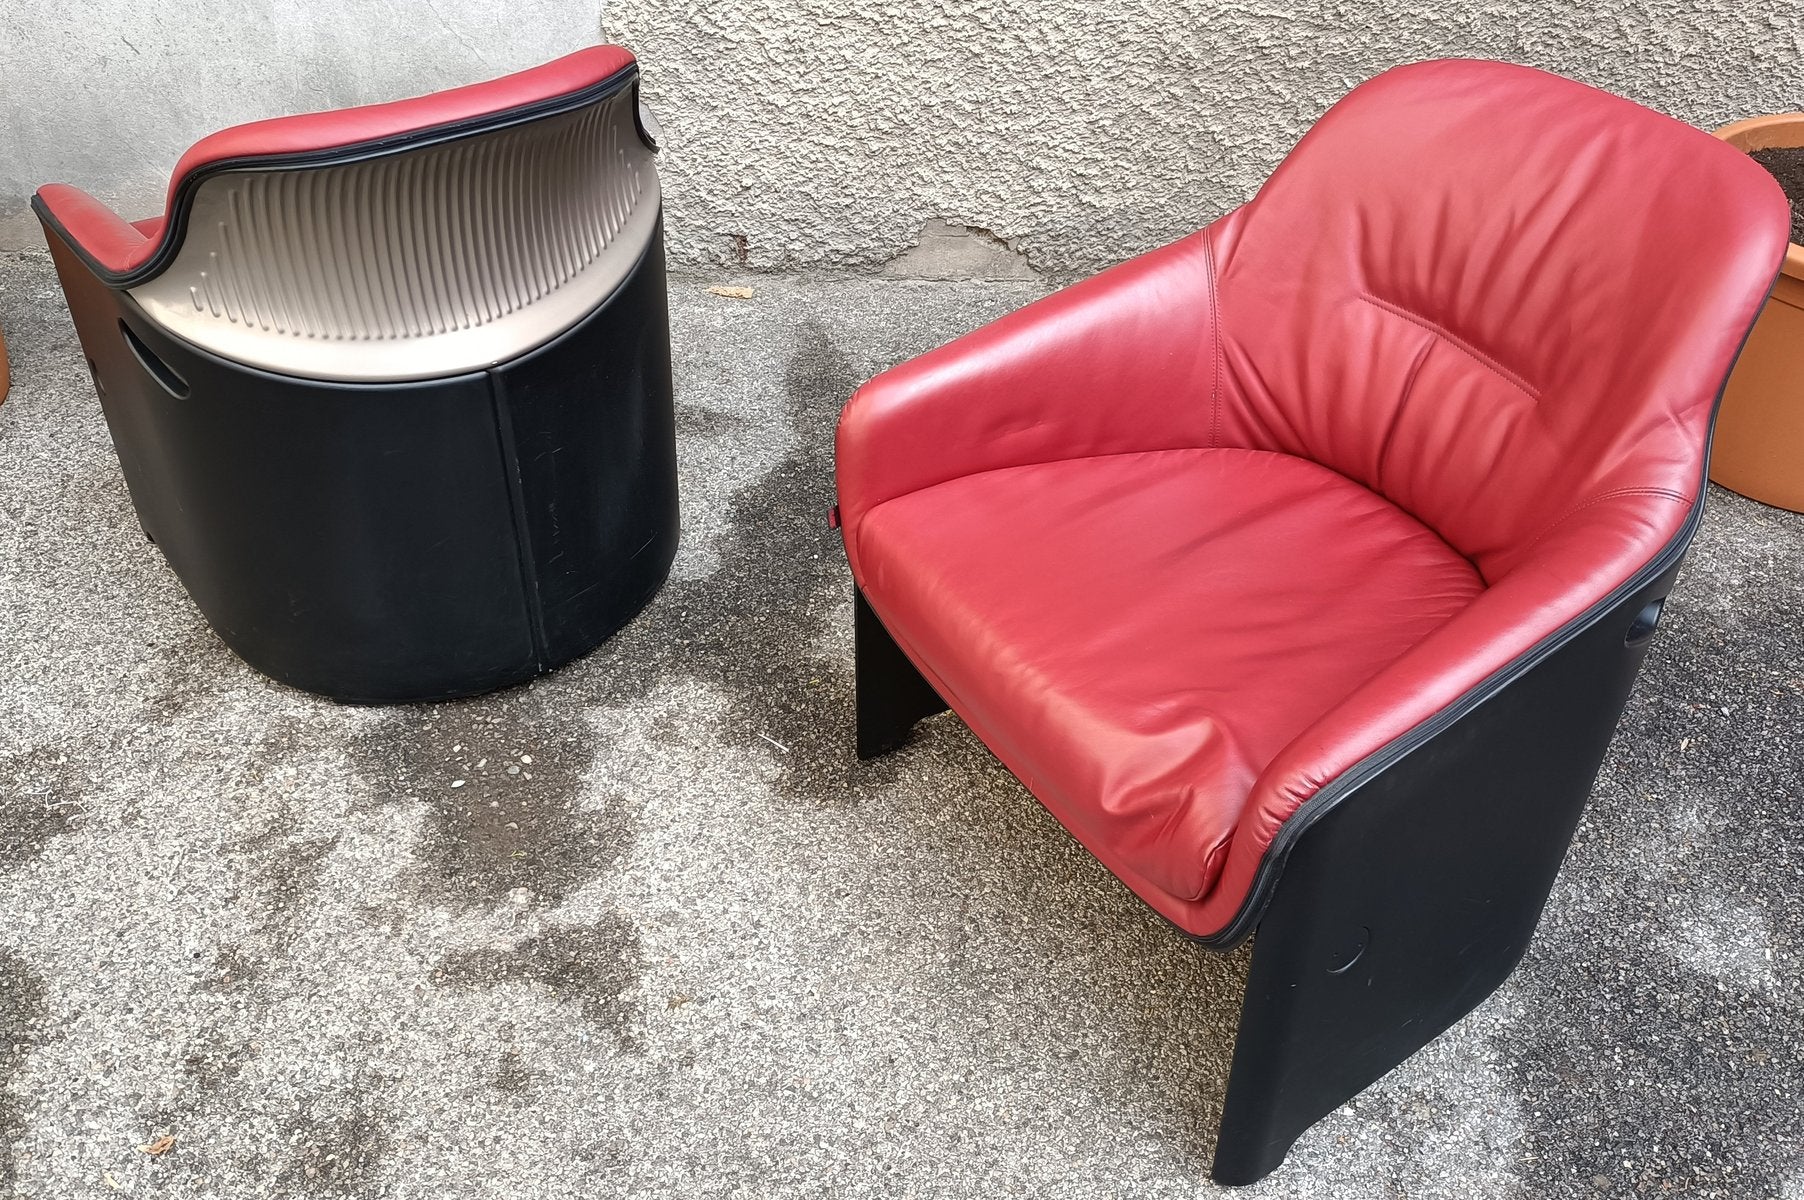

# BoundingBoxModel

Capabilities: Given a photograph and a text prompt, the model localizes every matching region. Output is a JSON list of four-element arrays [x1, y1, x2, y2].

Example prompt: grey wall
[[4, 1, 1801, 275]]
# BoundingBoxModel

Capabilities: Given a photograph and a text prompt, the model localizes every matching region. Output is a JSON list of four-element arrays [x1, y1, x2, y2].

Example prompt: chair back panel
[[129, 82, 656, 381]]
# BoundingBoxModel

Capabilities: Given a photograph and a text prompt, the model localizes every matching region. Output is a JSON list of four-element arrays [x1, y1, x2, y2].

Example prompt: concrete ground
[[1, 249, 1801, 1199]]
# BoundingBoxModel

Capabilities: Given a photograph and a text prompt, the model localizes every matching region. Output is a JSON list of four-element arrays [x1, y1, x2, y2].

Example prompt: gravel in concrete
[[1, 252, 1801, 1198]]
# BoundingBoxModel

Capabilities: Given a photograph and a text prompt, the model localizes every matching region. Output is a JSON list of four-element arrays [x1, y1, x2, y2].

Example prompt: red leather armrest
[[34, 184, 156, 275], [835, 224, 1228, 566]]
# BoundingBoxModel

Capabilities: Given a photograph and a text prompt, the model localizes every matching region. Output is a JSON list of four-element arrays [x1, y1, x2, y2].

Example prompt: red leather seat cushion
[[855, 448, 1484, 906]]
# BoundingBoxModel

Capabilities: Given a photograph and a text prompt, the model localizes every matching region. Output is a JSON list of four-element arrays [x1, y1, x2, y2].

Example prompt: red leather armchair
[[836, 60, 1789, 1183]]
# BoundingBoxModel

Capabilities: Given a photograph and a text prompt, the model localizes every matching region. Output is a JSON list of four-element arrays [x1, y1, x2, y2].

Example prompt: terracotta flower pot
[[1712, 114, 1804, 512]]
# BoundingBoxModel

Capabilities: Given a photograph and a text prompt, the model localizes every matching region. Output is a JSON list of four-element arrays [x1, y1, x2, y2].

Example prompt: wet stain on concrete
[[213, 788, 344, 958], [492, 1041, 539, 1098], [0, 747, 82, 872], [200, 945, 261, 994], [431, 917, 645, 1052], [352, 700, 633, 908], [485, 1022, 541, 1097], [0, 949, 47, 1191], [1503, 599, 1804, 1191], [138, 623, 238, 721], [263, 834, 341, 950], [1504, 928, 1804, 1194], [180, 1029, 260, 1094], [698, 320, 860, 774], [595, 319, 875, 803], [675, 402, 752, 438], [270, 1075, 395, 1199]]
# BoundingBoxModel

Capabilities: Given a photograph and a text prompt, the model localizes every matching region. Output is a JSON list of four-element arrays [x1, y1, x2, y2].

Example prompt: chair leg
[[1210, 843, 1543, 1185], [854, 587, 948, 759], [1208, 565, 1681, 1185], [1209, 790, 1576, 1186]]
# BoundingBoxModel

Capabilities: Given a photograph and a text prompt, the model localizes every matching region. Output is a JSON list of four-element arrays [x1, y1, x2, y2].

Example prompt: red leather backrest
[[165, 46, 635, 196], [1209, 60, 1787, 582], [35, 48, 638, 281]]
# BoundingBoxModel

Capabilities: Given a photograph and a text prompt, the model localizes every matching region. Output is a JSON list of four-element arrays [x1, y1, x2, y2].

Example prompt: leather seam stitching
[[1204, 228, 1223, 447], [1358, 293, 1540, 402], [1522, 486, 1691, 555]]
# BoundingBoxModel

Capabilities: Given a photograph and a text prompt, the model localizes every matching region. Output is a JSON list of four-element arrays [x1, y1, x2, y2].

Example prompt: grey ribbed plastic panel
[[128, 85, 658, 382]]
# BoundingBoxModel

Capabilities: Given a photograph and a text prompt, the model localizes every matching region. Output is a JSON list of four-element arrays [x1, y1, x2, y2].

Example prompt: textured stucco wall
[[3, 1, 1802, 274]]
